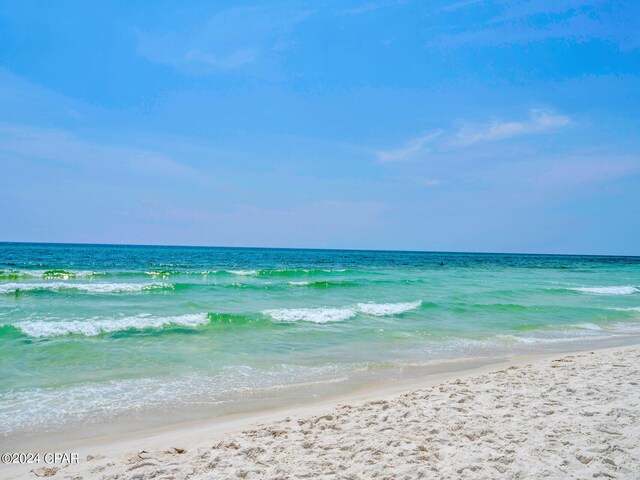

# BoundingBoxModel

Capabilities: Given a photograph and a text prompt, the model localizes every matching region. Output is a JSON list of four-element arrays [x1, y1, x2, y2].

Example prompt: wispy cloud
[[438, 0, 485, 13], [429, 0, 640, 51], [136, 6, 314, 75], [532, 156, 640, 189], [454, 109, 570, 146], [376, 131, 443, 162], [337, 0, 408, 16], [183, 48, 259, 71], [419, 178, 442, 187], [0, 123, 205, 182], [376, 109, 570, 163]]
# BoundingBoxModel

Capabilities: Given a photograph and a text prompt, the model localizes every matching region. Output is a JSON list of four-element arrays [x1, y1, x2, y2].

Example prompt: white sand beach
[[3, 344, 639, 479]]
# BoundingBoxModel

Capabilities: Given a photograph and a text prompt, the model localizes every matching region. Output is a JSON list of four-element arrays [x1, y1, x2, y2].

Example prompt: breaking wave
[[262, 301, 422, 324], [357, 301, 422, 316], [7, 313, 210, 337], [0, 282, 173, 294], [568, 286, 638, 295]]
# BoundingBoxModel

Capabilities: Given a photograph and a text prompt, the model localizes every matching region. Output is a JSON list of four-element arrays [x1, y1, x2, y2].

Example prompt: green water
[[1, 243, 639, 439]]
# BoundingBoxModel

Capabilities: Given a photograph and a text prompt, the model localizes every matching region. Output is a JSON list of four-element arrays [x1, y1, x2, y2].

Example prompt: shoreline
[[3, 338, 640, 479], [5, 335, 638, 452]]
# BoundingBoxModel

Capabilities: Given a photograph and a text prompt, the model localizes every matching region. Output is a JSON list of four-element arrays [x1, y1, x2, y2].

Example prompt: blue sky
[[1, 0, 638, 254]]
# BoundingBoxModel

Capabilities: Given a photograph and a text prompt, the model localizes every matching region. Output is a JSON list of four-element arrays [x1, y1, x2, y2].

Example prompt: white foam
[[0, 282, 172, 294], [495, 334, 601, 345], [570, 286, 638, 295], [606, 322, 640, 334], [263, 307, 357, 323], [262, 301, 422, 323], [608, 307, 640, 312], [227, 270, 258, 276], [13, 313, 210, 337], [145, 271, 170, 278], [572, 323, 603, 331], [357, 301, 422, 316], [0, 270, 98, 279], [495, 321, 618, 345], [145, 270, 223, 276], [0, 363, 351, 437], [287, 281, 310, 286], [495, 334, 539, 344]]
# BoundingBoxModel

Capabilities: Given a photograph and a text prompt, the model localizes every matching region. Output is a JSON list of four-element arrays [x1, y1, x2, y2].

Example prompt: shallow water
[[1, 243, 639, 439]]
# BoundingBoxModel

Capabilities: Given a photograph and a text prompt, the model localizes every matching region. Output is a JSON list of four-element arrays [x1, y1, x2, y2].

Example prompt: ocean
[[1, 242, 639, 442]]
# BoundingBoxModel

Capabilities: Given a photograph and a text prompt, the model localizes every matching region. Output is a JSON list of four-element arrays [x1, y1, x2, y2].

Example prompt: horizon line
[[0, 240, 638, 259]]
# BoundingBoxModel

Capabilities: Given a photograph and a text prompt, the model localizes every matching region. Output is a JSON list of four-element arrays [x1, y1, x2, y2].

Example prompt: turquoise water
[[1, 243, 640, 440]]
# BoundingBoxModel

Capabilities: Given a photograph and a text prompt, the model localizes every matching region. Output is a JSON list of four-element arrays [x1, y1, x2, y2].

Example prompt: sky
[[0, 0, 638, 255]]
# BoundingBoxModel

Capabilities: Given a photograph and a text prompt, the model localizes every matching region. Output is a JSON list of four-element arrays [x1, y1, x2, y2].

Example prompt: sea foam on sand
[[7, 344, 640, 480]]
